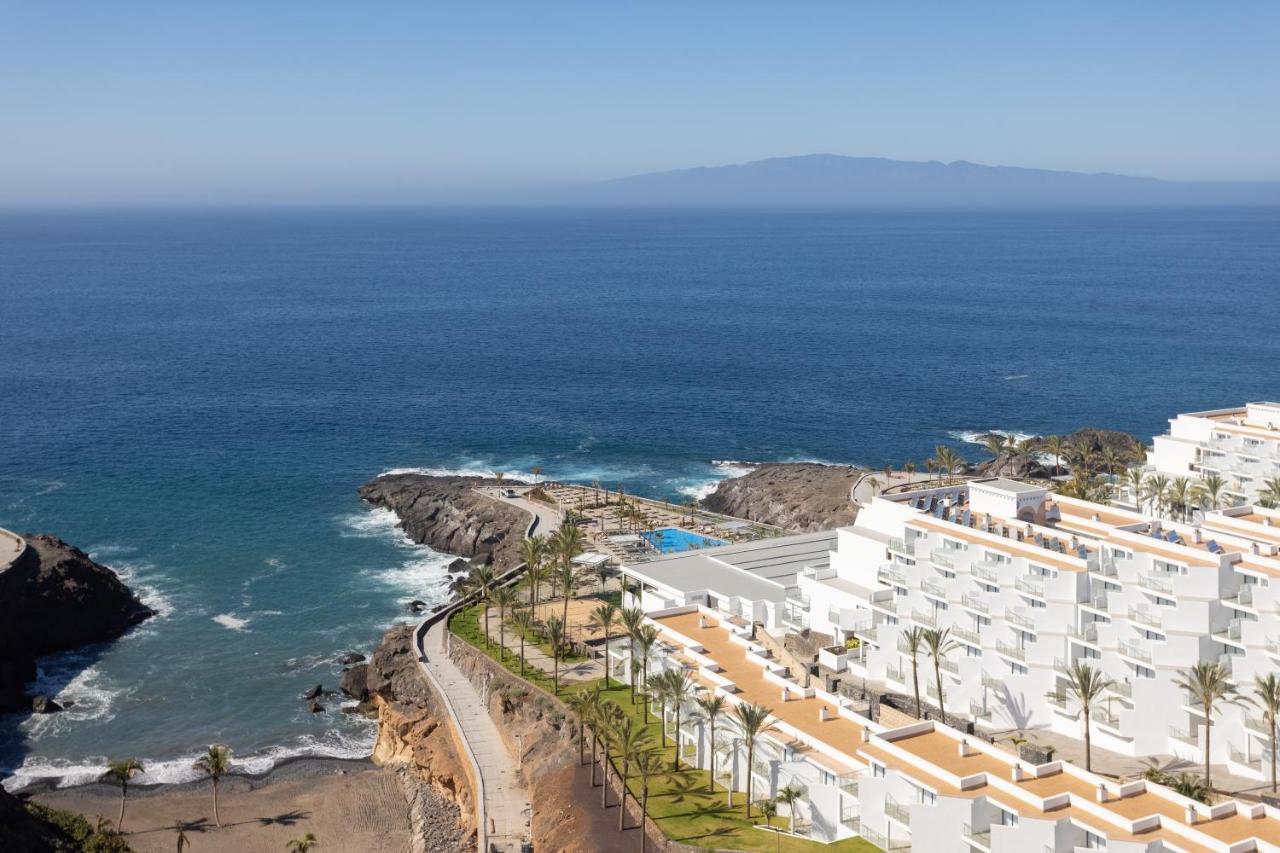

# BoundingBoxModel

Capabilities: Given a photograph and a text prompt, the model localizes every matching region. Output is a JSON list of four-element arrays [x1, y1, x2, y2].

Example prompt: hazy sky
[[3, 2, 1278, 203]]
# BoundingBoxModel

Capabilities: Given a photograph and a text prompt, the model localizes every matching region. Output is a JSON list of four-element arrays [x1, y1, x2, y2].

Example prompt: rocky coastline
[[0, 533, 154, 715], [359, 474, 530, 569], [702, 462, 865, 531]]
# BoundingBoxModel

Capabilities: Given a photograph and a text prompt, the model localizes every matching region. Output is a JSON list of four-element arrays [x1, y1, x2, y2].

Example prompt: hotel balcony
[[1224, 587, 1257, 612], [1169, 725, 1199, 746], [952, 625, 982, 646], [995, 639, 1027, 661], [1127, 606, 1164, 630], [928, 549, 956, 570], [878, 565, 908, 587], [910, 609, 939, 628], [1068, 623, 1100, 646], [1137, 572, 1175, 596], [1014, 576, 1046, 599], [884, 795, 910, 826], [888, 537, 916, 556], [970, 700, 992, 721], [962, 823, 991, 851], [960, 592, 990, 614], [970, 563, 1001, 584], [1005, 609, 1035, 631], [1118, 639, 1153, 664]]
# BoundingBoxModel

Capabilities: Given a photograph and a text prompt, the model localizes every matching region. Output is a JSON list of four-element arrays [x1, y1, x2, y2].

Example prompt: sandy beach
[[27, 757, 451, 853]]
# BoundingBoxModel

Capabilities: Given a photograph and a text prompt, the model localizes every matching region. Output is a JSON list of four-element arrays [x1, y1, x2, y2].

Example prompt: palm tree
[[619, 607, 645, 700], [193, 745, 231, 828], [588, 602, 619, 688], [1099, 446, 1121, 482], [656, 668, 696, 769], [934, 445, 963, 484], [759, 798, 778, 835], [1168, 476, 1193, 522], [468, 563, 497, 647], [903, 461, 916, 481], [493, 470, 505, 494], [732, 701, 779, 818], [1173, 661, 1246, 789], [1143, 474, 1170, 517], [102, 758, 144, 833], [598, 699, 625, 808], [1043, 435, 1068, 477], [902, 626, 926, 718], [776, 784, 803, 835], [1055, 662, 1113, 773], [1193, 473, 1226, 513], [1124, 467, 1146, 509], [981, 434, 1007, 472], [491, 585, 519, 661], [530, 465, 543, 486], [545, 614, 566, 692], [519, 538, 547, 607], [632, 745, 668, 853], [510, 608, 535, 676], [287, 833, 318, 852], [565, 692, 595, 767], [922, 627, 959, 720], [865, 475, 882, 496], [632, 624, 660, 719], [692, 693, 728, 793], [613, 715, 652, 830], [1253, 674, 1280, 792], [1016, 437, 1040, 475], [1259, 476, 1280, 509], [555, 559, 579, 627]]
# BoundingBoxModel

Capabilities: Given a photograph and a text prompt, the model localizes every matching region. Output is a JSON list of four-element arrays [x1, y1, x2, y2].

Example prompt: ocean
[[1, 206, 1278, 789]]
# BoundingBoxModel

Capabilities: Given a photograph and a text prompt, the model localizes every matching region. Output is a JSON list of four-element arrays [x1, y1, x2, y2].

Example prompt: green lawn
[[447, 617, 877, 852], [592, 684, 878, 853]]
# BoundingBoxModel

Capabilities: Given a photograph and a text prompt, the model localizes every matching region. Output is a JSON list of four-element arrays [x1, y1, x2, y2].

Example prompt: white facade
[[620, 604, 1280, 851], [1150, 402, 1280, 504], [795, 479, 1280, 782]]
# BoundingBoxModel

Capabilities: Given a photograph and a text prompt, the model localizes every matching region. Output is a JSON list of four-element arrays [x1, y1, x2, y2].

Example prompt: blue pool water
[[1, 206, 1277, 789], [643, 527, 728, 553]]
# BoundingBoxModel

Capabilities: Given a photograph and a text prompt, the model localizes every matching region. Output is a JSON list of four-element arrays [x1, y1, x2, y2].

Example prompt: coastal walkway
[[420, 614, 531, 852], [489, 487, 562, 538]]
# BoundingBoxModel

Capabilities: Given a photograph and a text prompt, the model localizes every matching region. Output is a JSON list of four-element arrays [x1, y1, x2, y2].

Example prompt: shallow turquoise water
[[642, 527, 727, 553]]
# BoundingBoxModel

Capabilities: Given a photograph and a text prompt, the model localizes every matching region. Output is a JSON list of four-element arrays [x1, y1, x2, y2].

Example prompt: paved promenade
[[421, 615, 530, 852]]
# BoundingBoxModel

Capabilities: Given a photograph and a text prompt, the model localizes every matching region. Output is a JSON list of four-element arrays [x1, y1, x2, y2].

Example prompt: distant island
[[555, 153, 1280, 206]]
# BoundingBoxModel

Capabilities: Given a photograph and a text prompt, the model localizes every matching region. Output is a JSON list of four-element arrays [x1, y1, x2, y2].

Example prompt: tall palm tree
[[468, 564, 497, 647], [545, 614, 566, 692], [555, 559, 580, 627], [102, 758, 144, 832], [1143, 474, 1170, 518], [287, 833, 318, 852], [598, 699, 625, 808], [193, 745, 231, 828], [632, 624, 660, 720], [633, 745, 668, 853], [865, 476, 882, 496], [619, 607, 645, 700], [903, 461, 916, 480], [776, 784, 803, 836], [1099, 446, 1121, 481], [732, 701, 779, 818], [1173, 661, 1246, 789], [1168, 476, 1193, 522], [493, 470, 505, 494], [491, 585, 519, 661], [934, 445, 963, 484], [613, 715, 652, 831], [1253, 674, 1280, 792], [509, 608, 536, 676], [1055, 662, 1113, 773], [565, 691, 594, 766], [1124, 467, 1146, 509], [588, 603, 619, 689], [519, 538, 547, 607], [922, 627, 959, 720], [1193, 473, 1226, 513], [1016, 437, 1040, 475], [759, 798, 778, 834], [692, 693, 728, 793], [902, 626, 926, 718], [1043, 435, 1068, 477], [657, 669, 696, 769], [530, 465, 543, 486]]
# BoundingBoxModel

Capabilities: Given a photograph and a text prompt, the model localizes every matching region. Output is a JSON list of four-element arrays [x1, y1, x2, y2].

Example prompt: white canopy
[[572, 552, 610, 567]]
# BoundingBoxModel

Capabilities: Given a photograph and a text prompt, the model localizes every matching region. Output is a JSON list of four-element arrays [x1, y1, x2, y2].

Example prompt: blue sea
[[2, 207, 1278, 789]]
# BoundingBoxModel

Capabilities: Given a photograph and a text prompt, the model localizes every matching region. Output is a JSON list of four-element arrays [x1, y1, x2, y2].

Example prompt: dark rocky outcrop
[[31, 695, 62, 715], [303, 684, 323, 700], [337, 652, 366, 665], [702, 463, 864, 532], [0, 534, 154, 714], [0, 787, 72, 852], [359, 475, 530, 568], [340, 663, 371, 701]]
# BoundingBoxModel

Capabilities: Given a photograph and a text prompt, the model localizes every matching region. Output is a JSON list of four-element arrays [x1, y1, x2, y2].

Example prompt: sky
[[2, 2, 1278, 203]]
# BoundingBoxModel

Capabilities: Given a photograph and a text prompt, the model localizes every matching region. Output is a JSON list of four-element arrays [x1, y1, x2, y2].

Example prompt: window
[[1135, 665, 1155, 679], [1011, 662, 1028, 675], [872, 763, 886, 778], [918, 788, 936, 805], [966, 646, 982, 658], [995, 808, 1019, 827], [1083, 829, 1107, 849], [1030, 599, 1046, 609]]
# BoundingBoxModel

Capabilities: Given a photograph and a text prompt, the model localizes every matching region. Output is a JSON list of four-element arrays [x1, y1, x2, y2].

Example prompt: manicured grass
[[595, 684, 877, 853], [448, 616, 875, 852]]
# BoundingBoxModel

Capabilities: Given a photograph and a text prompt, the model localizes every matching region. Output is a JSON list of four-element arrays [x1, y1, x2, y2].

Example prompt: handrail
[[412, 559, 528, 853]]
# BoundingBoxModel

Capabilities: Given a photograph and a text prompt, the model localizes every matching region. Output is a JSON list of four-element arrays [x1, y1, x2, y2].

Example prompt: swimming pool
[[642, 527, 727, 554]]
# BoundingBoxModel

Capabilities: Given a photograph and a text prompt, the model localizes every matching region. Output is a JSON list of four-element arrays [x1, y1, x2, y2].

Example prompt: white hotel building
[[1149, 402, 1280, 504], [620, 479, 1280, 849]]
